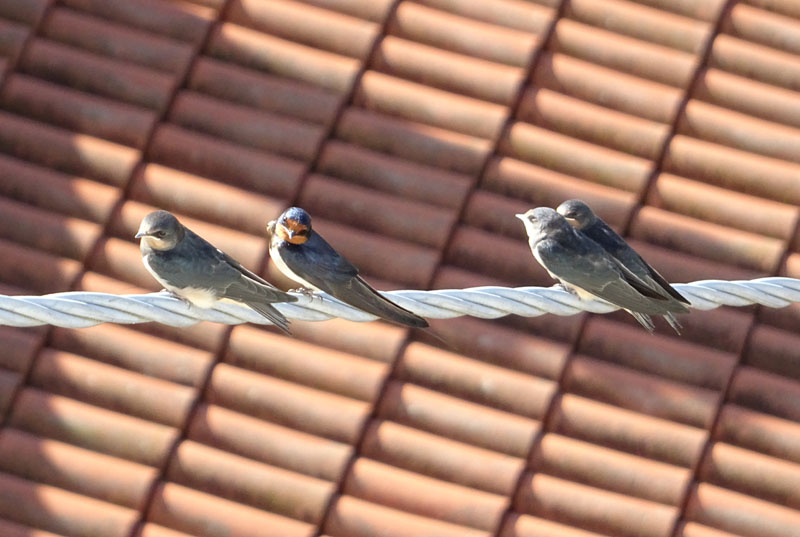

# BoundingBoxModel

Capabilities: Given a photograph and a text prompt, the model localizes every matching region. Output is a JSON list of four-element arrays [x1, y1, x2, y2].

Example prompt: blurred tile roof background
[[0, 0, 798, 536]]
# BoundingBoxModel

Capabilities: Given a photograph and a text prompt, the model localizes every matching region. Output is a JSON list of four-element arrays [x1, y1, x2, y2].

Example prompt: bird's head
[[515, 207, 571, 241], [135, 210, 184, 250], [556, 199, 596, 230], [275, 207, 312, 245]]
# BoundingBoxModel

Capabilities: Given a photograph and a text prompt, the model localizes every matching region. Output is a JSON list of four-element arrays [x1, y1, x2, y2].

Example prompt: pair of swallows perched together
[[136, 201, 690, 336], [136, 207, 428, 335], [517, 201, 690, 333]]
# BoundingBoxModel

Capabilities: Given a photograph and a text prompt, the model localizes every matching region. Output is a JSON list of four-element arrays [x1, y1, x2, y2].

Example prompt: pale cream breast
[[268, 241, 321, 292], [142, 255, 218, 308]]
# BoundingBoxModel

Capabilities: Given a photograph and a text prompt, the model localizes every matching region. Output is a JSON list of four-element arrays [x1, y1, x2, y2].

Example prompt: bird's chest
[[269, 241, 320, 291], [143, 253, 218, 307]]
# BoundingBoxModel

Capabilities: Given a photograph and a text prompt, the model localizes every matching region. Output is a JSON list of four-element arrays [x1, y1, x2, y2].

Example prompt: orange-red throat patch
[[277, 219, 309, 244]]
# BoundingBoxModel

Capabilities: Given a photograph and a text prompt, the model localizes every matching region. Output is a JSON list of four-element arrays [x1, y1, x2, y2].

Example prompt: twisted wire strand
[[0, 277, 797, 328]]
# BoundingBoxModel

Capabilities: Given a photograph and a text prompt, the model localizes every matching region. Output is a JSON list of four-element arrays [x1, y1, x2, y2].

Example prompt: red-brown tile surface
[[0, 0, 799, 536]]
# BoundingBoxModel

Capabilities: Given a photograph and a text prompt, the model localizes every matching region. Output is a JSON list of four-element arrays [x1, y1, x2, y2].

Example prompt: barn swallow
[[557, 199, 690, 333], [516, 207, 679, 332], [267, 207, 428, 328], [136, 210, 297, 334]]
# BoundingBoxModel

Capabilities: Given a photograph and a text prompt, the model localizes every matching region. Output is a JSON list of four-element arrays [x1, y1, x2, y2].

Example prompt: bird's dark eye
[[154, 231, 166, 239]]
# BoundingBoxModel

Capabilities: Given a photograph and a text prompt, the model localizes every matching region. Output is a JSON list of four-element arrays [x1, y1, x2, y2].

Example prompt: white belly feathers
[[142, 255, 218, 308]]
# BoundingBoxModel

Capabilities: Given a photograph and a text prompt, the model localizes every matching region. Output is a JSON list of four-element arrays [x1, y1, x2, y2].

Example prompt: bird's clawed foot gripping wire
[[0, 277, 797, 329]]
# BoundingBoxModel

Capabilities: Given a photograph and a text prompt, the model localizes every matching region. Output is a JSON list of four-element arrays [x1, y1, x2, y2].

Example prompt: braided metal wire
[[0, 277, 797, 328]]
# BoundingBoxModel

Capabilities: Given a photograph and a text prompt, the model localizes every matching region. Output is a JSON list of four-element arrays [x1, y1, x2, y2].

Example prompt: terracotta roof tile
[[361, 419, 524, 496], [147, 124, 304, 197], [188, 403, 352, 482], [389, 2, 540, 67], [518, 87, 670, 159], [0, 17, 31, 65], [551, 19, 699, 88], [399, 342, 556, 418], [336, 106, 491, 174], [685, 483, 800, 537], [580, 318, 737, 388], [0, 518, 66, 537], [378, 380, 538, 457], [500, 513, 607, 537], [148, 481, 314, 537], [168, 90, 325, 160], [700, 441, 800, 509], [0, 0, 49, 26], [746, 0, 800, 19], [226, 325, 388, 401], [9, 388, 177, 466], [565, 0, 711, 53], [0, 0, 799, 534], [30, 348, 196, 426], [323, 494, 489, 537], [317, 140, 472, 209], [710, 34, 800, 91], [534, 52, 684, 122], [729, 366, 800, 422], [532, 433, 691, 505], [0, 154, 118, 222], [373, 36, 524, 105], [647, 172, 799, 239], [565, 355, 721, 428], [40, 8, 195, 73], [0, 238, 82, 293], [0, 196, 101, 262], [0, 428, 156, 510], [716, 404, 800, 465], [723, 3, 800, 56], [694, 67, 800, 128], [501, 121, 653, 193], [227, 0, 381, 60], [0, 111, 140, 186], [298, 0, 395, 22], [51, 324, 213, 387], [552, 394, 708, 467], [344, 457, 508, 530], [207, 22, 360, 94], [515, 472, 678, 537], [4, 74, 158, 148], [21, 38, 177, 110], [129, 163, 285, 235], [0, 471, 138, 537], [60, 0, 215, 42], [631, 205, 783, 272], [412, 0, 556, 32], [166, 440, 334, 524], [207, 363, 369, 444]]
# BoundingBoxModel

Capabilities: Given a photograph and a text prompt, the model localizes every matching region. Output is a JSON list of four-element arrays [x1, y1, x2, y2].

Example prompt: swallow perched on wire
[[557, 199, 690, 333], [136, 210, 297, 334], [516, 207, 679, 332], [267, 207, 428, 328]]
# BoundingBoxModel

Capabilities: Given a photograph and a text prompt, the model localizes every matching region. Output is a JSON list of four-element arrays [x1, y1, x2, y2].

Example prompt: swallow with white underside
[[557, 199, 690, 333], [267, 207, 428, 328], [136, 210, 297, 334], [516, 207, 681, 333]]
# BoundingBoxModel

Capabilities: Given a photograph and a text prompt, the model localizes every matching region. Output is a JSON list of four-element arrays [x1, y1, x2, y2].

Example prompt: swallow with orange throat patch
[[267, 207, 428, 328]]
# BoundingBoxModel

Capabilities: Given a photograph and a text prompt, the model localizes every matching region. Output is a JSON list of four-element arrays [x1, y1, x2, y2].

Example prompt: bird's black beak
[[135, 229, 151, 239], [286, 229, 296, 239]]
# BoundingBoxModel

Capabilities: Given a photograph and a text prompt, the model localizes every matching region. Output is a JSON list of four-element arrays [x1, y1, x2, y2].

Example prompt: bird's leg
[[290, 287, 318, 300], [553, 282, 577, 295], [161, 288, 193, 307]]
